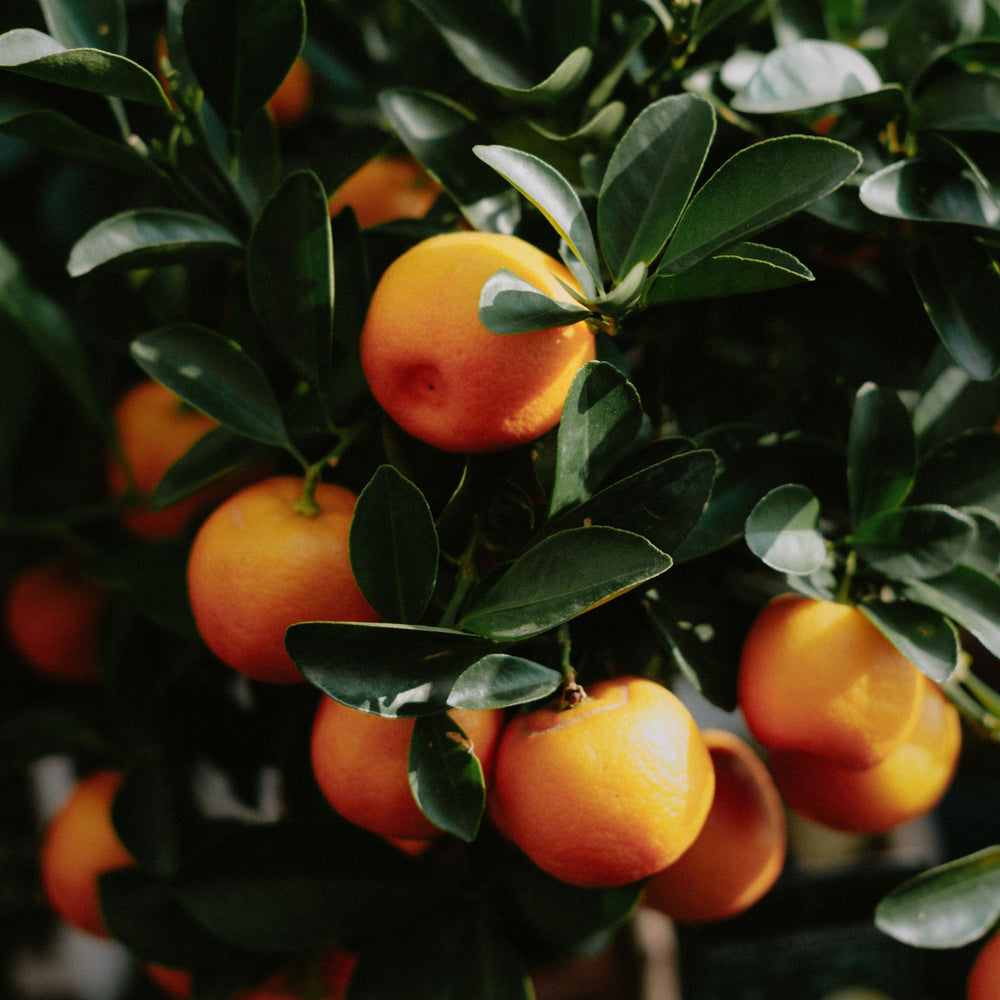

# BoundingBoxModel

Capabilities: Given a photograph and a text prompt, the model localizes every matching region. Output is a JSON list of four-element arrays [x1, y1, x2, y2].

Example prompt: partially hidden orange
[[267, 56, 312, 129], [328, 156, 441, 228], [969, 928, 1000, 1000]]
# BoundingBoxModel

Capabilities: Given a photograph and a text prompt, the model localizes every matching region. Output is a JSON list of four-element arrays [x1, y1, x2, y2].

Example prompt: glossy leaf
[[745, 483, 828, 575], [914, 72, 1000, 133], [247, 170, 333, 388], [130, 325, 289, 447], [964, 509, 1000, 574], [548, 361, 644, 518], [0, 29, 169, 107], [597, 93, 716, 282], [67, 209, 243, 278], [492, 47, 593, 104], [457, 527, 672, 641], [446, 655, 561, 711], [182, 0, 305, 129], [848, 382, 916, 528], [350, 465, 439, 624], [914, 431, 1000, 515], [875, 847, 1000, 948], [860, 600, 959, 684], [38, 0, 126, 52], [913, 362, 1000, 455], [903, 565, 1000, 660], [658, 136, 862, 274], [885, 0, 986, 87], [646, 242, 813, 303], [907, 228, 1000, 381], [478, 269, 595, 335], [583, 14, 655, 113], [409, 712, 485, 842]]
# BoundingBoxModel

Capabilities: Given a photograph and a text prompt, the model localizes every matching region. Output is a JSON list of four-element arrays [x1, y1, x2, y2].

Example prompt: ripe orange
[[107, 379, 221, 540], [327, 156, 441, 228], [310, 696, 504, 841], [145, 964, 192, 999], [39, 769, 133, 937], [267, 56, 312, 129], [187, 475, 378, 684], [738, 595, 925, 769], [4, 558, 110, 683], [359, 231, 596, 453], [769, 675, 961, 834], [643, 728, 787, 923], [488, 676, 714, 888], [969, 928, 1000, 1000]]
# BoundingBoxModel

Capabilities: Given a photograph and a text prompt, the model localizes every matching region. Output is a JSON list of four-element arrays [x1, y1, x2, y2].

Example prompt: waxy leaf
[[658, 136, 862, 274], [458, 527, 672, 640], [548, 361, 644, 518], [409, 713, 485, 842], [479, 269, 594, 335], [915, 72, 1000, 134], [597, 93, 716, 282], [875, 847, 1000, 948], [491, 47, 593, 104], [913, 362, 1000, 455], [860, 600, 959, 684], [903, 565, 1000, 660], [130, 325, 289, 447], [68, 209, 243, 277], [39, 0, 126, 52], [745, 484, 828, 575], [884, 0, 985, 86], [914, 431, 1000, 515], [350, 466, 439, 624]]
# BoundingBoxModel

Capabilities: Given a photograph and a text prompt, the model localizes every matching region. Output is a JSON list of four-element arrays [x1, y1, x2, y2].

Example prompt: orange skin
[[769, 675, 962, 834], [267, 57, 313, 129], [327, 157, 441, 228], [643, 729, 787, 923], [969, 929, 1000, 1000], [738, 595, 925, 769], [311, 697, 504, 841], [359, 231, 596, 454], [186, 476, 379, 684], [4, 559, 110, 683], [488, 676, 715, 888], [40, 770, 133, 937]]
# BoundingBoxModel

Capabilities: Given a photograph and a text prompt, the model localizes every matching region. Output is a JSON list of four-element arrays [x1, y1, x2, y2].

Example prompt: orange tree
[[0, 0, 998, 998]]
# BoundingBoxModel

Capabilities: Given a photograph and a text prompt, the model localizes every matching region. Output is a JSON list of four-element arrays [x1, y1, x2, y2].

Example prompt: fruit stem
[[439, 523, 482, 627], [556, 627, 586, 708], [294, 462, 324, 516], [836, 550, 857, 604]]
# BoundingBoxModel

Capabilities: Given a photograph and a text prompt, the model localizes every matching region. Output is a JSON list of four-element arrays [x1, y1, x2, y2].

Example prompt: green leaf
[[547, 361, 644, 518], [39, 0, 126, 53], [646, 242, 813, 303], [903, 564, 1000, 660], [130, 325, 289, 447], [446, 655, 561, 711], [731, 40, 883, 113], [859, 600, 960, 684], [350, 465, 439, 624], [247, 170, 334, 388], [745, 483, 828, 574], [67, 209, 244, 278], [0, 28, 169, 108], [492, 46, 593, 104], [963, 509, 1000, 574], [851, 504, 978, 579], [478, 268, 595, 334], [457, 527, 672, 641], [113, 750, 183, 878], [848, 382, 916, 528], [885, 0, 986, 87], [914, 71, 1000, 133], [914, 431, 1000, 515], [473, 144, 602, 289], [409, 712, 485, 842], [182, 0, 306, 129], [597, 93, 716, 282], [907, 228, 1000, 381], [658, 136, 862, 274], [875, 846, 1000, 948]]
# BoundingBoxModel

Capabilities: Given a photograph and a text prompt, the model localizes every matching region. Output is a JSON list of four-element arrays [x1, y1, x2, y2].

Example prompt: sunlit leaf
[[479, 269, 594, 335], [745, 483, 828, 574], [38, 0, 126, 53], [903, 565, 1000, 660], [859, 600, 959, 684]]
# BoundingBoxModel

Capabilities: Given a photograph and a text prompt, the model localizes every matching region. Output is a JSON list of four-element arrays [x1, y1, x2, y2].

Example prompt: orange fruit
[[145, 964, 192, 999], [359, 231, 596, 453], [327, 156, 441, 228], [643, 728, 787, 923], [267, 56, 312, 129], [4, 558, 110, 683], [738, 595, 925, 769], [769, 675, 961, 834], [310, 696, 504, 841], [488, 676, 714, 888], [107, 379, 221, 540], [39, 769, 133, 937], [187, 475, 378, 685], [969, 928, 1000, 1000]]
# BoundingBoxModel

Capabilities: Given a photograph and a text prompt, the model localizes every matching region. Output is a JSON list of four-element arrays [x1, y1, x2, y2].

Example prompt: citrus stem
[[293, 461, 324, 516], [439, 524, 481, 628], [836, 550, 857, 605]]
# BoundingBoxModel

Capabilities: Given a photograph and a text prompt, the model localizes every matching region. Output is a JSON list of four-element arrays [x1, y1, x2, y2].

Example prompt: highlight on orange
[[359, 231, 596, 454], [327, 156, 441, 229], [39, 769, 133, 937], [643, 728, 787, 923]]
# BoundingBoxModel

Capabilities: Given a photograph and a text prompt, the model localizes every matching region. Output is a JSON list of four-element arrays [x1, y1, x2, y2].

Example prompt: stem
[[439, 524, 481, 628], [836, 550, 857, 604]]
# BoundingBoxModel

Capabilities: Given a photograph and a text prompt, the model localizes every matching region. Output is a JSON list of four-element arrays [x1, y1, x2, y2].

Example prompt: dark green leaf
[[963, 509, 1000, 574], [745, 483, 828, 574], [39, 0, 125, 52], [67, 209, 243, 277], [583, 14, 655, 113], [548, 361, 644, 518], [885, 0, 985, 85], [349, 465, 439, 624], [409, 713, 485, 841], [859, 600, 960, 684], [696, 0, 760, 41], [915, 70, 1000, 133], [130, 325, 289, 447], [913, 360, 1000, 454], [530, 101, 627, 145], [447, 655, 561, 711], [658, 136, 862, 274], [597, 93, 716, 282], [492, 47, 593, 104], [875, 847, 1000, 948], [478, 268, 595, 334], [903, 564, 1000, 659], [457, 527, 672, 641], [848, 382, 916, 527], [646, 242, 813, 303], [113, 750, 183, 878], [182, 0, 306, 129]]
